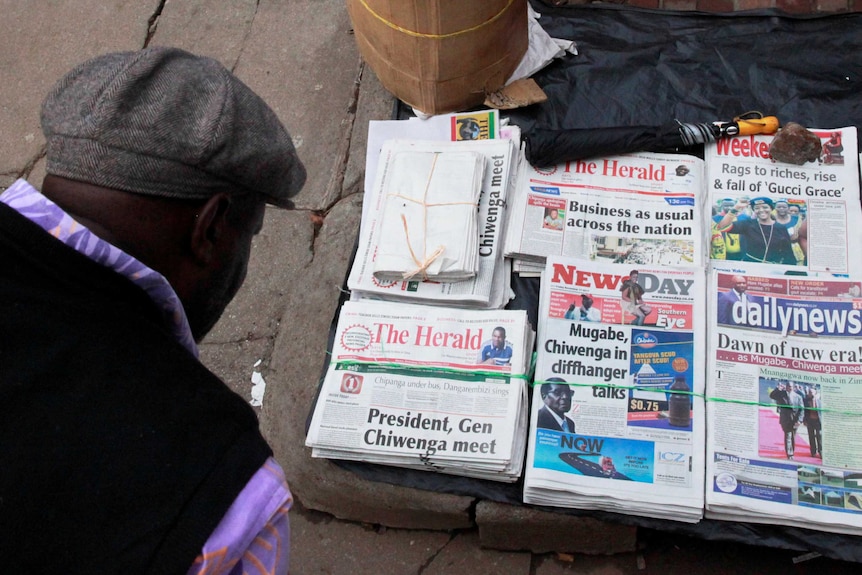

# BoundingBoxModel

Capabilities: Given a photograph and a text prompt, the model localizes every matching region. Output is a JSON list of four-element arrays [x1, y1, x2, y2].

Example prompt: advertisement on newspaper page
[[705, 126, 862, 276], [306, 301, 531, 468], [706, 269, 862, 533], [505, 151, 706, 267], [523, 256, 705, 519]]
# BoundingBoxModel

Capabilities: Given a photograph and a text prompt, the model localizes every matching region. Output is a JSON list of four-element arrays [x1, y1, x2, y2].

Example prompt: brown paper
[[484, 78, 548, 110], [347, 0, 529, 115]]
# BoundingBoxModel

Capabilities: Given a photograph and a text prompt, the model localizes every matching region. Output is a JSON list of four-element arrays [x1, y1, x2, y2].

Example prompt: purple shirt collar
[[1, 179, 199, 357]]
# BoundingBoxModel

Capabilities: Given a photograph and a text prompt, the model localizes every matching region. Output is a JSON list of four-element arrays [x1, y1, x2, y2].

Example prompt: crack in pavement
[[416, 530, 459, 574], [310, 58, 366, 254], [144, 0, 167, 48]]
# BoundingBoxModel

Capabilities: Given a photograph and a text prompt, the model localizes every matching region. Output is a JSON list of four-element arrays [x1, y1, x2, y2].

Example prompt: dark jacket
[[537, 406, 576, 433], [0, 203, 271, 573]]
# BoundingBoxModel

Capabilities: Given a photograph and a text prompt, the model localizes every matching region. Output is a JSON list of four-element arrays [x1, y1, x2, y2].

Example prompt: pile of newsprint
[[308, 112, 862, 534], [307, 111, 536, 481]]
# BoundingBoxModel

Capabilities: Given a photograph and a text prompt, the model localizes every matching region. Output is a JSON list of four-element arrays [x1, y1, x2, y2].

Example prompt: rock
[[768, 122, 822, 165]]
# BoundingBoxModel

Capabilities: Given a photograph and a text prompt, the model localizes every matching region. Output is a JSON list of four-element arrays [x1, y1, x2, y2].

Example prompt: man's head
[[541, 380, 573, 417], [629, 270, 639, 281], [581, 294, 594, 309], [491, 327, 507, 350], [774, 200, 789, 216], [720, 198, 736, 213], [731, 275, 747, 294], [39, 47, 306, 341]]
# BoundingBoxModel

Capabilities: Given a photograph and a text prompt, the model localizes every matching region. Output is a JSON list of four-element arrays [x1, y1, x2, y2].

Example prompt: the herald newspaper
[[306, 300, 533, 481], [523, 255, 706, 522], [504, 151, 707, 268]]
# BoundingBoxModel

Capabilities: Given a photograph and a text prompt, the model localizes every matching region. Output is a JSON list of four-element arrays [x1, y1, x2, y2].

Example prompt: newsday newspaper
[[523, 255, 706, 522]]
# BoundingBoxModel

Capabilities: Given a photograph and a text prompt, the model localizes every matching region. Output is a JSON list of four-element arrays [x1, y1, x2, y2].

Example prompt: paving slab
[[289, 503, 452, 575], [0, 0, 159, 187], [476, 501, 637, 555], [423, 530, 533, 575], [149, 0, 258, 69]]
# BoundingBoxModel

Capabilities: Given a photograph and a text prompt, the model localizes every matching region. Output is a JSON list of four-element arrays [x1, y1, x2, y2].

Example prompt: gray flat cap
[[41, 46, 306, 208]]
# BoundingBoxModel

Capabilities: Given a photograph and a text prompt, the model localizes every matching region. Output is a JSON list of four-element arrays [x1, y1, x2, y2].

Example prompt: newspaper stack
[[705, 126, 862, 277], [372, 149, 485, 282], [503, 151, 705, 277], [348, 135, 520, 309], [306, 300, 534, 482], [523, 255, 706, 522], [703, 125, 862, 535]]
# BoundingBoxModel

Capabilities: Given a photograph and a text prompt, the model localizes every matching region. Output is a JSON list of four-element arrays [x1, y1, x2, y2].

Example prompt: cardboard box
[[347, 0, 528, 115]]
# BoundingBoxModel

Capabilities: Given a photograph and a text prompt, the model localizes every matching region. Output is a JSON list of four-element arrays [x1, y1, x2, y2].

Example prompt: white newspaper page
[[705, 126, 862, 275], [306, 300, 531, 479], [706, 269, 862, 535], [504, 151, 706, 267], [523, 256, 706, 521], [348, 137, 516, 308]]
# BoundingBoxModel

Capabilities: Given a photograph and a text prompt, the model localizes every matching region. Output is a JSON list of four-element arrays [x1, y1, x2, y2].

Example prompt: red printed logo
[[340, 373, 363, 394]]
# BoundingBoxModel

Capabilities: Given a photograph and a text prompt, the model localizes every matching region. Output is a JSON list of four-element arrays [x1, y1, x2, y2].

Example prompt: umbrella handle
[[736, 116, 779, 136], [712, 116, 779, 138]]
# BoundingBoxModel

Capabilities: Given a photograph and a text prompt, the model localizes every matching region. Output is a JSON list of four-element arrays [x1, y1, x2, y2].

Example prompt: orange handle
[[737, 116, 779, 136]]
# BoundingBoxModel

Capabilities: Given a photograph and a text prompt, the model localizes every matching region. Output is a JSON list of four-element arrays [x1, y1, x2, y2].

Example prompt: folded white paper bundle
[[373, 150, 485, 282]]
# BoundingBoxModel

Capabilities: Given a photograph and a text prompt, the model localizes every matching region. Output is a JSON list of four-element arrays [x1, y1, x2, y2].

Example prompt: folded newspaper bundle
[[523, 256, 706, 523], [306, 300, 534, 482], [372, 150, 485, 282], [349, 135, 520, 309], [705, 268, 862, 536]]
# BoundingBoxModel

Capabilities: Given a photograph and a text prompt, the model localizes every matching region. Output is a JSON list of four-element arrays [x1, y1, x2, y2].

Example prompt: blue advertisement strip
[[534, 429, 655, 483]]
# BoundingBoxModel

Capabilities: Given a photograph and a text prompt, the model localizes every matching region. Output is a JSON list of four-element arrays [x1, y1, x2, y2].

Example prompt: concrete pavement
[[2, 1, 861, 573]]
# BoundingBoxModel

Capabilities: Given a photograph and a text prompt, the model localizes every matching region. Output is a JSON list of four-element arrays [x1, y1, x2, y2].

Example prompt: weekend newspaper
[[706, 269, 862, 535], [504, 151, 706, 268], [306, 300, 533, 481], [523, 256, 706, 522], [705, 126, 862, 276]]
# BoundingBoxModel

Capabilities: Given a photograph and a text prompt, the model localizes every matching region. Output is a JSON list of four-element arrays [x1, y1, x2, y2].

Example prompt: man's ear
[[190, 192, 232, 265]]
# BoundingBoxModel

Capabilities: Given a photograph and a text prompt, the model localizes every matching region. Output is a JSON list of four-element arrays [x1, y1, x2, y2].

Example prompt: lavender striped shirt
[[1, 179, 292, 574]]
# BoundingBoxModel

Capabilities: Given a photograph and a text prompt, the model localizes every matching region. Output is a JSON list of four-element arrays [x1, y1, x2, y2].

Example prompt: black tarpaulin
[[317, 2, 862, 562], [508, 3, 862, 142]]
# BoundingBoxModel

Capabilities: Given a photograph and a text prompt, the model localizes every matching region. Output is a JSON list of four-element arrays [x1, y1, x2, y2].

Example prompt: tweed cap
[[41, 46, 306, 208]]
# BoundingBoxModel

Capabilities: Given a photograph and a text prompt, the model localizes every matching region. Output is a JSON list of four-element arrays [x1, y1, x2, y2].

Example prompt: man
[[803, 386, 822, 458], [717, 275, 757, 325], [0, 48, 306, 573], [478, 326, 513, 366], [565, 294, 601, 322], [620, 270, 647, 325], [714, 197, 796, 265], [769, 381, 805, 460], [772, 199, 805, 265], [543, 207, 564, 230], [537, 380, 576, 433], [711, 198, 743, 261]]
